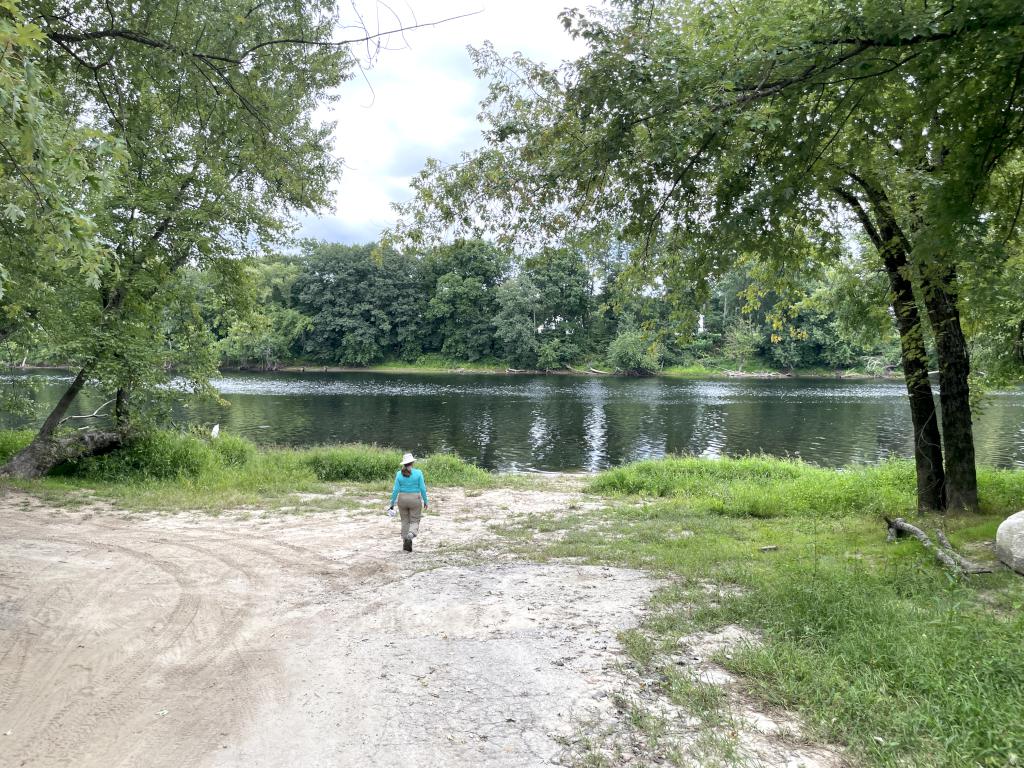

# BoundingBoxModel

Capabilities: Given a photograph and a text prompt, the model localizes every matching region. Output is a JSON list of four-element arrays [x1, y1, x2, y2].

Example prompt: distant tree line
[[207, 238, 904, 375]]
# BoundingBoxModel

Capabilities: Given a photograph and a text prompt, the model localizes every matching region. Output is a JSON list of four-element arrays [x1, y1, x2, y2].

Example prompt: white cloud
[[299, 1, 588, 244]]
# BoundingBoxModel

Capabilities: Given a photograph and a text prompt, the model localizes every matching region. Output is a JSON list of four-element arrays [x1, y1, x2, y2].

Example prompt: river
[[4, 371, 1024, 471]]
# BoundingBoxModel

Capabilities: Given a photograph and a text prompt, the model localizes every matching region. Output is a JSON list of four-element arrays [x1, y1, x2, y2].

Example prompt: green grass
[[1, 429, 495, 512], [363, 354, 506, 373], [515, 456, 1024, 768], [589, 454, 1023, 517], [0, 429, 34, 463]]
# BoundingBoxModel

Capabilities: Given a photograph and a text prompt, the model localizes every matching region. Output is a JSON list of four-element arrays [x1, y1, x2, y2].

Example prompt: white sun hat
[[401, 452, 416, 465]]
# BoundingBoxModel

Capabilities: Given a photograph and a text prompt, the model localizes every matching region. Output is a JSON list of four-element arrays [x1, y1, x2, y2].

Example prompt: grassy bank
[[503, 456, 1024, 767], [0, 429, 494, 512]]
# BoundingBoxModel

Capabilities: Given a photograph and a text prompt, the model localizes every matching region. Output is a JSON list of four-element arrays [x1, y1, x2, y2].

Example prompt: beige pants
[[397, 493, 423, 540]]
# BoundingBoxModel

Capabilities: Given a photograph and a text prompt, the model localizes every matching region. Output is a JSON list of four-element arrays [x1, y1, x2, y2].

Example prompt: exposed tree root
[[884, 517, 993, 575]]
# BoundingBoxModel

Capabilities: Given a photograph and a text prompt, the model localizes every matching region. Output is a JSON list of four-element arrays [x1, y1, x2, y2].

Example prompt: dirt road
[[0, 486, 657, 767]]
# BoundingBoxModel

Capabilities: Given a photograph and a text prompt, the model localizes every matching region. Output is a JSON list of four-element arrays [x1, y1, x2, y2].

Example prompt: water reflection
[[4, 371, 1024, 471]]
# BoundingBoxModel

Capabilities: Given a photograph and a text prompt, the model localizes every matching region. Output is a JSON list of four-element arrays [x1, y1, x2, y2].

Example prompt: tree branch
[[58, 398, 116, 427], [45, 11, 483, 68]]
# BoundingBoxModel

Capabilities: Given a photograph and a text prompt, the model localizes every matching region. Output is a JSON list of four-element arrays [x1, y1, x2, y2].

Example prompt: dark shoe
[[403, 538, 412, 552]]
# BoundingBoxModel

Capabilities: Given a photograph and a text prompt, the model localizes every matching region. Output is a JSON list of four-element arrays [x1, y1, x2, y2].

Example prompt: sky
[[297, 1, 589, 244]]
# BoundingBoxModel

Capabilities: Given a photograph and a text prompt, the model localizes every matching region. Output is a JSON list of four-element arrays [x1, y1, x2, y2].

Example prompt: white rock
[[995, 511, 1024, 575]]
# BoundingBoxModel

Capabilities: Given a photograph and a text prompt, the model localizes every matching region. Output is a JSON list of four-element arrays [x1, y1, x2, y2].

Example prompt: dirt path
[[1, 485, 844, 768], [0, 486, 658, 767]]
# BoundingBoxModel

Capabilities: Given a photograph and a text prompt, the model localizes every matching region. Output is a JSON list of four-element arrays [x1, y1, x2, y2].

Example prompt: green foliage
[[3, 429, 493, 509], [210, 433, 257, 468], [0, 4, 122, 366], [588, 456, 1024, 518], [423, 240, 509, 361], [721, 318, 761, 371], [302, 445, 408, 482], [302, 444, 489, 485], [416, 453, 491, 486], [607, 329, 662, 375], [726, 564, 1024, 768], [293, 242, 425, 365], [4, 0, 357, 436], [69, 431, 215, 481], [213, 255, 311, 369], [493, 275, 541, 368]]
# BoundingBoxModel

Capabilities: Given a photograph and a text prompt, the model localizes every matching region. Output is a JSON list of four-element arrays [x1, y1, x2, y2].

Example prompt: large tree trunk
[[920, 265, 978, 511], [38, 366, 91, 439], [835, 186, 946, 511], [0, 431, 123, 479], [881, 245, 947, 512], [0, 365, 123, 479]]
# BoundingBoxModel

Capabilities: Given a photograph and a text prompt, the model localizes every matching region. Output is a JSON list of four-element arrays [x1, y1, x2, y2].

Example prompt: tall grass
[[0, 429, 33, 463], [1, 429, 491, 511], [589, 454, 1024, 517]]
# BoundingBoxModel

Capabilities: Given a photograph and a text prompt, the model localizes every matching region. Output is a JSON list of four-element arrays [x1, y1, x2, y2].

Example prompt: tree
[[527, 248, 592, 367], [395, 0, 1024, 511], [0, 4, 121, 367], [2, 0, 360, 477], [422, 240, 508, 361], [722, 318, 761, 372], [293, 243, 425, 366], [493, 275, 541, 368], [607, 328, 661, 376]]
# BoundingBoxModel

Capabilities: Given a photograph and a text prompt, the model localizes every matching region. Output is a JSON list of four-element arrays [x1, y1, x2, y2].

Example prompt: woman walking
[[389, 452, 429, 552]]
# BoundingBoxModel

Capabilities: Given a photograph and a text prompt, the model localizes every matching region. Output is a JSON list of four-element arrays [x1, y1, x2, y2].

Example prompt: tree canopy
[[0, 0, 382, 476], [394, 0, 1024, 510]]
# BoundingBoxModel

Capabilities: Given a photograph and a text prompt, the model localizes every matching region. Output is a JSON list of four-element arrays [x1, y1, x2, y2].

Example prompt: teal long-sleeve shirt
[[391, 468, 428, 505]]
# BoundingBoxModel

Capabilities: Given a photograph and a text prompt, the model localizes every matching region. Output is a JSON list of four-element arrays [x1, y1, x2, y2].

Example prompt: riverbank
[[2, 447, 1022, 768], [220, 357, 902, 380]]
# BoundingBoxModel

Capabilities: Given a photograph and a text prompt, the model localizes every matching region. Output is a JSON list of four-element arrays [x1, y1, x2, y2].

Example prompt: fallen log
[[884, 517, 993, 575]]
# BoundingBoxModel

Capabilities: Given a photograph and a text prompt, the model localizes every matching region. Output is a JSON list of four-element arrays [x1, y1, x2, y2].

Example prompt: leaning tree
[[0, 0, 440, 477]]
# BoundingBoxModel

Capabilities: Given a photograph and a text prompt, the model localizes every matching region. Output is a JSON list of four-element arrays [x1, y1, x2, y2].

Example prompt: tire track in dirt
[[7, 535, 203, 767], [0, 504, 377, 768], [0, 537, 143, 726], [103, 537, 271, 768]]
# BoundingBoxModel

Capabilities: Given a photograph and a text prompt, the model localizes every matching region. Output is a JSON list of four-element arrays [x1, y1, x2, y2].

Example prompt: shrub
[[301, 444, 491, 486], [210, 433, 256, 467], [302, 445, 403, 482], [607, 330, 662, 375], [418, 453, 491, 486], [68, 431, 214, 481]]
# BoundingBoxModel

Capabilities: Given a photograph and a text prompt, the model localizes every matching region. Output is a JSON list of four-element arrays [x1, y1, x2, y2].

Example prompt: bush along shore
[[2, 430, 1023, 767]]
